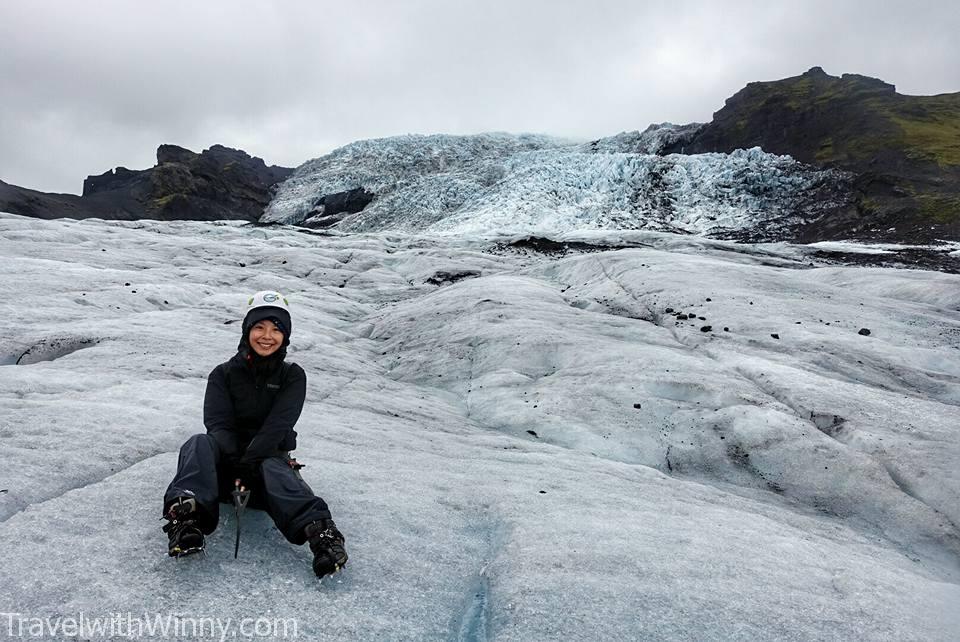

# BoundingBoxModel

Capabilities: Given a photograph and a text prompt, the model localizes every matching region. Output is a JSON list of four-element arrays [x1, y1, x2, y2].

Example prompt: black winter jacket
[[203, 351, 306, 464]]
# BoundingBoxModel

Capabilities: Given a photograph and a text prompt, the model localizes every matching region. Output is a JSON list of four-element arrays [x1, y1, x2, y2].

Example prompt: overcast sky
[[2, 0, 958, 194]]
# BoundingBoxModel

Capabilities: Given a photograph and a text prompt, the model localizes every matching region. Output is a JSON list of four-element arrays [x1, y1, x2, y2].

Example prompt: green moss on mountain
[[890, 100, 960, 168], [916, 194, 960, 223], [148, 193, 189, 212]]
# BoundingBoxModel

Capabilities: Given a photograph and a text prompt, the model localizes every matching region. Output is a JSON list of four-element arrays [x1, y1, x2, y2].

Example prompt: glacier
[[263, 129, 849, 240], [1, 212, 958, 640]]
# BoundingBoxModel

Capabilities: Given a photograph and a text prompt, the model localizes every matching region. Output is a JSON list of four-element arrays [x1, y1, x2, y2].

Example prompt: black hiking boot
[[305, 519, 348, 578], [163, 497, 204, 557]]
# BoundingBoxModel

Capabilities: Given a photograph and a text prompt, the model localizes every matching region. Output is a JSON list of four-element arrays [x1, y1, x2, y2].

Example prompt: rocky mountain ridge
[[665, 67, 960, 242], [0, 144, 292, 222]]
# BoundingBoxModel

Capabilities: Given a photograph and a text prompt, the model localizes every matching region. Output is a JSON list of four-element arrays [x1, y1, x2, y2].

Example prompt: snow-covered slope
[[1, 213, 958, 640], [263, 129, 849, 239]]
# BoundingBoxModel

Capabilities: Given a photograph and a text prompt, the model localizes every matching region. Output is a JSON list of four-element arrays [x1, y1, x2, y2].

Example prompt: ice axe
[[232, 478, 251, 559]]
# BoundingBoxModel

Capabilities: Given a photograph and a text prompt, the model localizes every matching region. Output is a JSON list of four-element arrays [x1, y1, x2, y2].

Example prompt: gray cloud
[[1, 0, 958, 193]]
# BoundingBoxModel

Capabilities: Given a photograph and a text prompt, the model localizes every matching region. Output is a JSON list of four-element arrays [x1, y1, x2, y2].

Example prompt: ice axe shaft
[[232, 478, 251, 559]]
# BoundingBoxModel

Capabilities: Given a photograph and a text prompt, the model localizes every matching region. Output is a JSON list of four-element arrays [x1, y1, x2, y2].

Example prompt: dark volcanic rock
[[424, 269, 482, 286], [496, 236, 649, 256], [0, 180, 94, 220], [3, 145, 293, 222], [82, 167, 146, 196], [0, 179, 142, 220], [156, 144, 197, 165], [810, 248, 960, 274], [302, 187, 376, 229], [664, 67, 960, 243]]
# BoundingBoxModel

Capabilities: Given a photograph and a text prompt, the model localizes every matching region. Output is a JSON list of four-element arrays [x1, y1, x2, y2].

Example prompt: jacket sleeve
[[203, 364, 241, 456], [241, 364, 307, 463]]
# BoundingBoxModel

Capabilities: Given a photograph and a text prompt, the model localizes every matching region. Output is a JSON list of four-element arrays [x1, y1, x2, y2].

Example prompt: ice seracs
[[263, 130, 849, 240]]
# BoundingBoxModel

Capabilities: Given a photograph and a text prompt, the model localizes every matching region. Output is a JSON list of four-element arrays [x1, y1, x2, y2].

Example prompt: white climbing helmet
[[247, 290, 290, 313], [242, 290, 293, 341]]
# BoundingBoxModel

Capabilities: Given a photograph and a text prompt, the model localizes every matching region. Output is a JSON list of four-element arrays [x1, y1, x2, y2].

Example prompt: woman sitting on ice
[[161, 291, 347, 578]]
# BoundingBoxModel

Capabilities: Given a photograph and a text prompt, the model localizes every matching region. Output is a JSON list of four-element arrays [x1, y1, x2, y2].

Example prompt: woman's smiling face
[[248, 320, 284, 357]]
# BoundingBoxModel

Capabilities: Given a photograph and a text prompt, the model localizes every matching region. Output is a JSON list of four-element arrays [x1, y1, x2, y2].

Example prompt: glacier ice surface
[[0, 213, 958, 640]]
